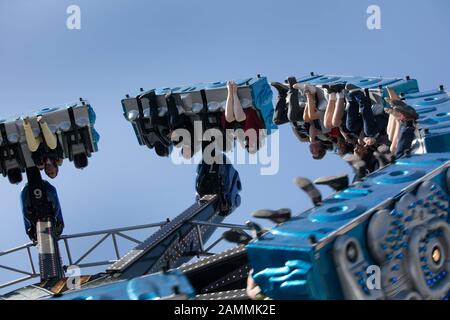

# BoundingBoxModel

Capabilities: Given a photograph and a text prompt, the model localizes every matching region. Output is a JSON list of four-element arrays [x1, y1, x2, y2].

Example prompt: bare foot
[[227, 80, 234, 92], [231, 80, 238, 93]]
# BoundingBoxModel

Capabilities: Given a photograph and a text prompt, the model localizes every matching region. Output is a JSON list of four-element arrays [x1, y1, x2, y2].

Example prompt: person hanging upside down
[[339, 84, 391, 179], [23, 116, 63, 179], [384, 87, 418, 158], [222, 80, 267, 153], [292, 83, 331, 160]]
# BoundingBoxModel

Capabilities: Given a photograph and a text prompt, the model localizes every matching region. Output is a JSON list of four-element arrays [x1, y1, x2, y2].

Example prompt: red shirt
[[220, 108, 264, 132]]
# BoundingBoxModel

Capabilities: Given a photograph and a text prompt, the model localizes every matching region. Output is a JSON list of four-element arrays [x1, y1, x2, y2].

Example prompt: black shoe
[[328, 82, 347, 94], [287, 77, 303, 122], [294, 177, 322, 207], [223, 229, 252, 245], [314, 174, 349, 191], [155, 142, 170, 157], [271, 82, 289, 96], [273, 100, 289, 125], [271, 82, 289, 125], [345, 83, 362, 93], [252, 208, 292, 224]]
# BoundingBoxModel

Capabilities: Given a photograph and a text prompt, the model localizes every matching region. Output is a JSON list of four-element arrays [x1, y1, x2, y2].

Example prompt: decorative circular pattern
[[434, 112, 450, 122], [356, 78, 381, 86], [334, 188, 371, 199], [367, 180, 450, 299], [408, 220, 450, 299], [396, 158, 445, 167], [310, 204, 365, 223], [374, 169, 425, 184], [206, 81, 227, 89], [415, 95, 450, 106], [39, 107, 60, 114], [314, 76, 340, 84]]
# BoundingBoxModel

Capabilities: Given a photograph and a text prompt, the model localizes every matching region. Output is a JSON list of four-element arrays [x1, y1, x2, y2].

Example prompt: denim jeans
[[346, 91, 378, 137], [395, 123, 415, 158]]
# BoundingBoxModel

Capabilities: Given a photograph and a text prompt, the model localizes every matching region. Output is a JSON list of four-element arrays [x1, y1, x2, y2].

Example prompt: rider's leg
[[225, 81, 235, 123], [332, 91, 346, 128], [232, 81, 247, 122], [324, 92, 336, 129]]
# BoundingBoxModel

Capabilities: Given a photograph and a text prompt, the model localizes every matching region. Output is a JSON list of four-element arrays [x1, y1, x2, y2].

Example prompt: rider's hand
[[364, 137, 376, 146]]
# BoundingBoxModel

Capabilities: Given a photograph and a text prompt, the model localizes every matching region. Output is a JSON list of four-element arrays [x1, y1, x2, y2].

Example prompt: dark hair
[[74, 153, 89, 169], [44, 159, 59, 178], [310, 143, 326, 160], [336, 140, 354, 156], [7, 168, 23, 184], [312, 148, 326, 160]]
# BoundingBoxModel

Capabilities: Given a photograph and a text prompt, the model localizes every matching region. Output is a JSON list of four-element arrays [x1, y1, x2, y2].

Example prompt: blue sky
[[1, 0, 450, 289]]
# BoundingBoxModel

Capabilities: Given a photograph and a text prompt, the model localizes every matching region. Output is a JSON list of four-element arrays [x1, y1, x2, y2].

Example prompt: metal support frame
[[0, 220, 251, 291], [0, 222, 166, 290], [189, 220, 251, 256]]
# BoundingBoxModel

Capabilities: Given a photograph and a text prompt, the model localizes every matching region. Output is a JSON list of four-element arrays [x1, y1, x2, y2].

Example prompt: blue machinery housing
[[248, 154, 450, 299]]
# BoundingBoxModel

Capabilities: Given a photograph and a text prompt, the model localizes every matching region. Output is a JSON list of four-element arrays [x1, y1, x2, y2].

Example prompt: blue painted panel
[[403, 89, 450, 153], [247, 154, 450, 299], [54, 270, 195, 300]]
